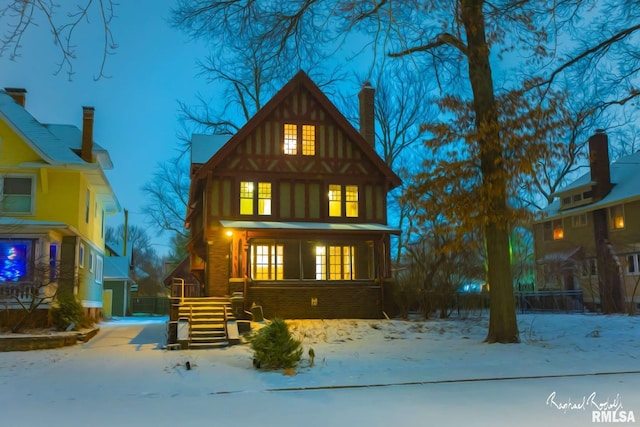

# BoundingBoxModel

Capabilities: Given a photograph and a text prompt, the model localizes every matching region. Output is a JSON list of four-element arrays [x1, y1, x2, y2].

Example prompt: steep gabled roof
[[0, 90, 80, 165], [0, 90, 113, 169], [191, 71, 402, 187], [538, 150, 640, 221], [0, 89, 120, 214]]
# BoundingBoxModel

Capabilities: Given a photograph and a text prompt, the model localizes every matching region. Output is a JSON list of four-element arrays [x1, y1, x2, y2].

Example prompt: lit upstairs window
[[258, 182, 271, 215], [328, 185, 341, 217], [284, 124, 316, 156], [284, 124, 297, 155], [553, 220, 564, 240], [543, 219, 563, 241], [345, 185, 358, 217], [240, 181, 254, 215], [302, 125, 316, 155], [610, 205, 625, 230]]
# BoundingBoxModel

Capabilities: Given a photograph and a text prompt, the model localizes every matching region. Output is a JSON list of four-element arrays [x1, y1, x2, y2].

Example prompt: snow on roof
[[541, 150, 640, 220], [191, 134, 230, 164], [0, 90, 121, 214], [0, 90, 78, 164], [45, 124, 113, 169], [220, 220, 400, 233]]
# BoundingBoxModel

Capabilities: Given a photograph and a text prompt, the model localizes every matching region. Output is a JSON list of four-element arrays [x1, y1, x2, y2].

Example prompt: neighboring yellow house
[[0, 88, 120, 321], [533, 130, 640, 313]]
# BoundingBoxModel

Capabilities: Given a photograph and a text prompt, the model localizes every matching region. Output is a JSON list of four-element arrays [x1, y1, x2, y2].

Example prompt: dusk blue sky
[[1, 1, 214, 254]]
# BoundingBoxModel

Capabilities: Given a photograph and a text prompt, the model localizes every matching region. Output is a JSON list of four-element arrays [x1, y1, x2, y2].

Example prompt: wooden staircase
[[176, 297, 239, 349]]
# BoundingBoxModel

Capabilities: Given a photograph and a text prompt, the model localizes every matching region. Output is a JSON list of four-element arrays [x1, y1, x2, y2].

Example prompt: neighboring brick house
[[0, 88, 120, 322], [533, 130, 640, 312], [185, 71, 401, 319]]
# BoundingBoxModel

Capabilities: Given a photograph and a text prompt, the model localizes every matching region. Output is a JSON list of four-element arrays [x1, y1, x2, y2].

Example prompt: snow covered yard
[[1, 313, 639, 426]]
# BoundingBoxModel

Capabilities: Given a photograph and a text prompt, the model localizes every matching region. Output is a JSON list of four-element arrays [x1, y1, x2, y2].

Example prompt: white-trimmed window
[[0, 175, 34, 214], [89, 251, 95, 273], [96, 255, 104, 284], [626, 254, 640, 276], [79, 243, 85, 268], [609, 205, 625, 230]]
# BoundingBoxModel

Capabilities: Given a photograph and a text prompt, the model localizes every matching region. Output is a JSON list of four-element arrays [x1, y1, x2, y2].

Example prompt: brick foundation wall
[[247, 284, 383, 319], [0, 309, 51, 329]]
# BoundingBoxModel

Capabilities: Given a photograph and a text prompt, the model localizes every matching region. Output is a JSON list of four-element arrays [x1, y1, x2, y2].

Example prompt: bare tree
[[106, 224, 165, 295], [141, 156, 190, 239], [0, 1, 117, 80]]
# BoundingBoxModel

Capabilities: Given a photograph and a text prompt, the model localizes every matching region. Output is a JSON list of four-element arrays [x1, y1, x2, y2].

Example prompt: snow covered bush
[[250, 318, 302, 370]]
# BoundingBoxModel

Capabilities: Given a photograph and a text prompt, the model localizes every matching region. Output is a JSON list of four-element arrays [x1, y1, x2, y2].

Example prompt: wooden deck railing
[[170, 278, 201, 301]]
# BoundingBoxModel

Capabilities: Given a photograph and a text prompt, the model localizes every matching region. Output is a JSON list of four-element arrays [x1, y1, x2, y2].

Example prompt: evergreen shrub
[[50, 291, 88, 331], [250, 318, 302, 369]]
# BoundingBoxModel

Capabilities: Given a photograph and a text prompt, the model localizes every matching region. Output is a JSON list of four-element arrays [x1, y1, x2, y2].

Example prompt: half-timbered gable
[[185, 71, 401, 320]]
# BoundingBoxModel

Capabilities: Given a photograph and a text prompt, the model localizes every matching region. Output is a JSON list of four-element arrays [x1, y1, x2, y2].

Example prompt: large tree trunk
[[461, 0, 519, 343]]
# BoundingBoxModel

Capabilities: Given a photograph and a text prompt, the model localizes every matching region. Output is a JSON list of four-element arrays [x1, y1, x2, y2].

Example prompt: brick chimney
[[588, 129, 612, 201], [358, 82, 375, 148], [81, 106, 95, 163], [5, 88, 26, 107]]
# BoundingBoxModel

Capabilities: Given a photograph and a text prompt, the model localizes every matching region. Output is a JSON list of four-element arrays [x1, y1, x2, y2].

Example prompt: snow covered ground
[[1, 313, 639, 426]]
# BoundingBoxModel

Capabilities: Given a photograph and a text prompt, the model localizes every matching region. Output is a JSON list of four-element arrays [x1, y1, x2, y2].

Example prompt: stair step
[[188, 341, 229, 349], [191, 335, 227, 342], [171, 297, 238, 350], [191, 323, 225, 331], [191, 333, 227, 340]]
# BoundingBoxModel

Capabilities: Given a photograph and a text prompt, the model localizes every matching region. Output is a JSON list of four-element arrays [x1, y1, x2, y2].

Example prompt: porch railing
[[0, 282, 38, 301], [170, 278, 201, 301]]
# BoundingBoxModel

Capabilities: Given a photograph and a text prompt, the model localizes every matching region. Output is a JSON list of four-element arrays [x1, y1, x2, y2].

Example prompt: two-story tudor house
[[186, 71, 401, 319], [0, 88, 120, 322], [533, 130, 640, 312]]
